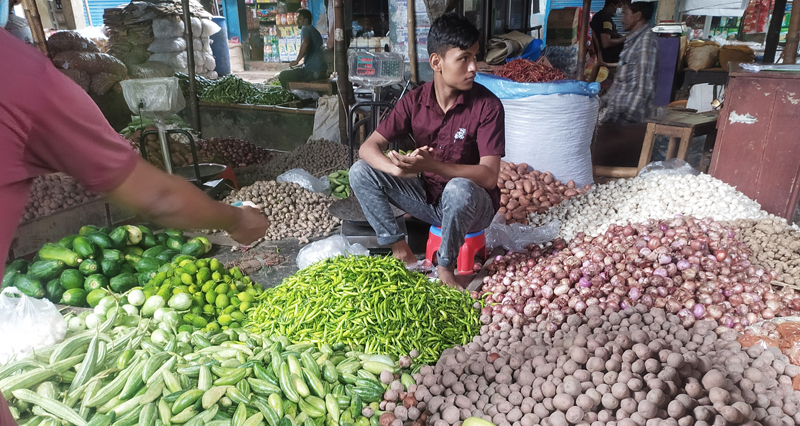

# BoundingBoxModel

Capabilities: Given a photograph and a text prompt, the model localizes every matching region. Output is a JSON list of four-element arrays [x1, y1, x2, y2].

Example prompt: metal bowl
[[172, 163, 227, 183]]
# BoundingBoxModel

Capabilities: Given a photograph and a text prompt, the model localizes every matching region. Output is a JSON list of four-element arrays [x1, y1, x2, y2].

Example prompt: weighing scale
[[120, 78, 228, 193], [329, 52, 409, 249]]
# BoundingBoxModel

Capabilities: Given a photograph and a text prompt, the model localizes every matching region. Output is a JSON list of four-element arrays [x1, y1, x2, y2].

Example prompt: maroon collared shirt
[[375, 81, 505, 210]]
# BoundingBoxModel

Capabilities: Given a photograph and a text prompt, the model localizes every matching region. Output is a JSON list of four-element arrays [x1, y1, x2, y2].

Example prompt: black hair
[[427, 12, 480, 57], [297, 9, 312, 25], [628, 1, 654, 21], [604, 0, 622, 8]]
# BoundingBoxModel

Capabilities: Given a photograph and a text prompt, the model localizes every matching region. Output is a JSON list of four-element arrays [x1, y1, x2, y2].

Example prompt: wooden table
[[594, 109, 720, 178]]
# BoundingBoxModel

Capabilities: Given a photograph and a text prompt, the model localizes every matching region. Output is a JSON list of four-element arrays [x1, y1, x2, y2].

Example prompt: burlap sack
[[719, 45, 755, 71], [686, 40, 720, 71]]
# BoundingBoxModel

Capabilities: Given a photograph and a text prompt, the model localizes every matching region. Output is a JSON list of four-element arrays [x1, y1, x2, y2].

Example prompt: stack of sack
[[47, 31, 128, 96], [147, 16, 220, 79]]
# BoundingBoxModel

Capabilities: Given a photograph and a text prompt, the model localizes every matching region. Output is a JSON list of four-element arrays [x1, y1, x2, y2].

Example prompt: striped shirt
[[600, 24, 659, 124]]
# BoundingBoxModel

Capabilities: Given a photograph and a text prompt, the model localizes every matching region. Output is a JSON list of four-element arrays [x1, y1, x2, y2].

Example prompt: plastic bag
[[277, 169, 330, 193], [0, 287, 67, 365], [475, 72, 599, 99], [153, 17, 184, 39], [89, 72, 121, 96], [148, 37, 187, 54], [296, 235, 369, 269], [638, 158, 700, 179], [485, 214, 560, 252]]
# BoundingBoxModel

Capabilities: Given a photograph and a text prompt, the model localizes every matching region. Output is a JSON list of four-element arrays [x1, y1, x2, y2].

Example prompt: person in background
[[599, 0, 658, 125], [349, 13, 505, 289], [3, 0, 32, 44], [278, 9, 327, 89], [590, 0, 625, 64]]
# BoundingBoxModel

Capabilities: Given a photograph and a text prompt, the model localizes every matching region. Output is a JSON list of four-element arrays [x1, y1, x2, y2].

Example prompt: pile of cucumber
[[1, 224, 212, 308], [327, 171, 351, 200]]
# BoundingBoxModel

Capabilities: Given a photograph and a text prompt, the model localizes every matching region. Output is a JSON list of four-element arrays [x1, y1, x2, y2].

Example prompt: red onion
[[692, 303, 705, 319]]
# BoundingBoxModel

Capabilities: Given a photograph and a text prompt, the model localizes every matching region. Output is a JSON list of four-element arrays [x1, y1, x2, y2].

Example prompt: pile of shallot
[[497, 161, 590, 225], [196, 137, 274, 168], [477, 216, 800, 332]]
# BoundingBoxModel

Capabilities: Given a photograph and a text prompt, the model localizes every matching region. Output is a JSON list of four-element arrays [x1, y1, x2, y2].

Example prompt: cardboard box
[[548, 8, 580, 29], [547, 8, 580, 46]]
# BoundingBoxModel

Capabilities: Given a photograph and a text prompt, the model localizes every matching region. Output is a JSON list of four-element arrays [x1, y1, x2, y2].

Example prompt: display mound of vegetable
[[2, 224, 211, 308], [479, 216, 800, 332], [200, 75, 299, 106], [20, 174, 101, 222], [248, 256, 482, 364]]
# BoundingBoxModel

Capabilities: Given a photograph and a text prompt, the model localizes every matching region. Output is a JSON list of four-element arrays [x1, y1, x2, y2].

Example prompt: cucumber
[[79, 225, 100, 235], [164, 229, 183, 238], [58, 235, 78, 249], [73, 236, 100, 260], [85, 232, 114, 249], [140, 234, 158, 249], [155, 233, 169, 245], [2, 269, 19, 289], [109, 227, 128, 249], [102, 249, 124, 262], [60, 269, 85, 290], [14, 274, 44, 298], [61, 288, 88, 306], [28, 260, 65, 281], [156, 250, 178, 264], [38, 244, 80, 267], [79, 259, 100, 276], [180, 240, 205, 258], [166, 236, 186, 251], [142, 246, 168, 259], [120, 263, 136, 275], [110, 273, 137, 293], [100, 259, 121, 278], [45, 278, 64, 303], [84, 274, 109, 292], [86, 289, 107, 308], [135, 258, 160, 274]]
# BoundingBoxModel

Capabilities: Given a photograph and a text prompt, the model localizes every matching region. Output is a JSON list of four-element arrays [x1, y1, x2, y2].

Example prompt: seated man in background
[[594, 1, 658, 167], [278, 9, 327, 89], [590, 0, 625, 64], [349, 13, 504, 289], [599, 0, 658, 125]]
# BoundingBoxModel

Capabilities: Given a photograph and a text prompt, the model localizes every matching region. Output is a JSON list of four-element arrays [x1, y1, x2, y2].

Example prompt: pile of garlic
[[528, 174, 769, 241]]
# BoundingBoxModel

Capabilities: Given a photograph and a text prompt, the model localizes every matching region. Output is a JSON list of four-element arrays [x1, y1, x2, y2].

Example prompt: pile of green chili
[[199, 75, 299, 105], [247, 256, 482, 364]]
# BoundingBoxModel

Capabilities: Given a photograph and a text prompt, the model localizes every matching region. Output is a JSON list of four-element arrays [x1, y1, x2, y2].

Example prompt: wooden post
[[576, 0, 591, 80], [181, 0, 201, 132], [334, 0, 350, 143], [784, 0, 800, 64], [408, 0, 418, 83], [20, 0, 49, 57], [764, 0, 787, 63]]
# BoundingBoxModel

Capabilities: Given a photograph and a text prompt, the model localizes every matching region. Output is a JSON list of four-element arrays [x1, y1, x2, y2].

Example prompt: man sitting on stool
[[278, 9, 327, 89], [349, 13, 505, 289]]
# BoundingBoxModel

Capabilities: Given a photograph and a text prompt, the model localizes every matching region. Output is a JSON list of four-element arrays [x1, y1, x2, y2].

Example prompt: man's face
[[621, 5, 640, 31], [432, 42, 479, 92]]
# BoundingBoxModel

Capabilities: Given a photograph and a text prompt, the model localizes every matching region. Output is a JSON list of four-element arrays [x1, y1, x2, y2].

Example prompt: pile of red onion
[[475, 216, 800, 332], [197, 138, 273, 168]]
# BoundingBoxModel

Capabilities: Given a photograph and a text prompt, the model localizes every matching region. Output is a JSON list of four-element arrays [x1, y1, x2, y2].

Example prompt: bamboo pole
[[181, 0, 201, 132], [334, 0, 350, 143], [408, 0, 418, 83], [20, 0, 48, 57]]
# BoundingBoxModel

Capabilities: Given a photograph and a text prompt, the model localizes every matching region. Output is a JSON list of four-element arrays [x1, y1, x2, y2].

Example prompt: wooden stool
[[594, 110, 720, 178], [286, 79, 337, 96]]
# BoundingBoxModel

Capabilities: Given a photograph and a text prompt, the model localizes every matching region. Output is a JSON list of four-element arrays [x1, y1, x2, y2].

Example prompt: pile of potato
[[238, 139, 354, 186], [497, 161, 590, 225], [414, 304, 800, 426], [727, 218, 800, 285], [224, 181, 340, 243], [22, 174, 100, 222]]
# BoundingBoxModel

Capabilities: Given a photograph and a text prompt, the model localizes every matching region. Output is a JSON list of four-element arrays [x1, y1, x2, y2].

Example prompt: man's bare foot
[[390, 240, 416, 265], [438, 266, 474, 289]]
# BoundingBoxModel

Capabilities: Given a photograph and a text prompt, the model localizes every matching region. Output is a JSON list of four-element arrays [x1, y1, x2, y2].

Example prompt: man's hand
[[289, 60, 298, 67], [388, 148, 437, 175], [227, 207, 270, 245]]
